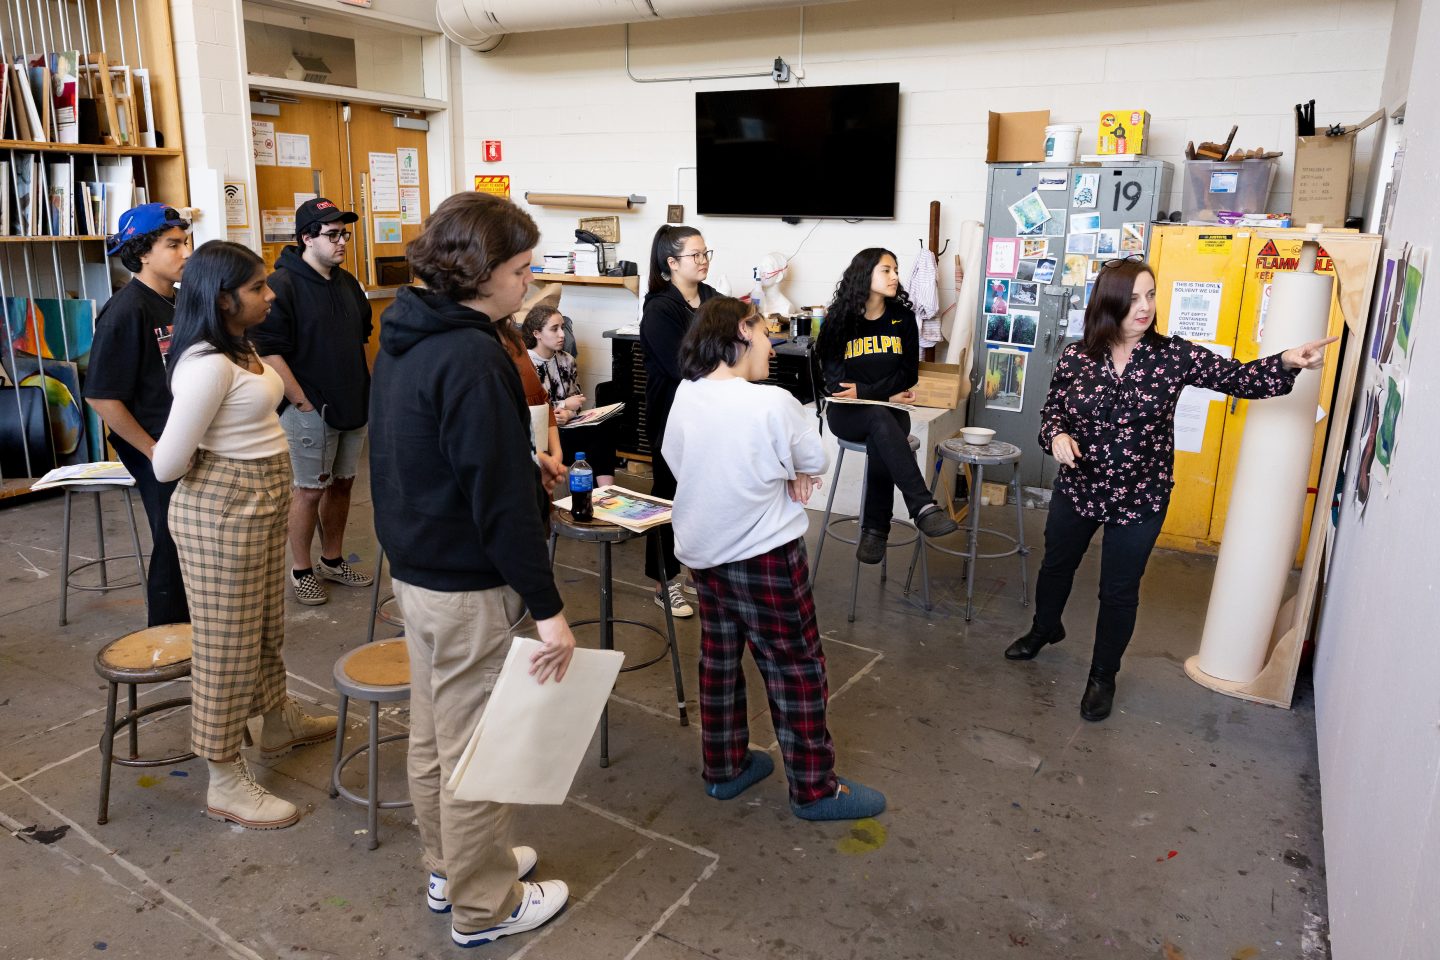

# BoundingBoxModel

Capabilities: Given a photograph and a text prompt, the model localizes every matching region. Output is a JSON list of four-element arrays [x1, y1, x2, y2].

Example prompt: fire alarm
[[483, 140, 502, 163]]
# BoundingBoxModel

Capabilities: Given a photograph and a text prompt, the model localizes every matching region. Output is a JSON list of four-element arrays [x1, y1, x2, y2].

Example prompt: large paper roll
[[1195, 265, 1332, 683]]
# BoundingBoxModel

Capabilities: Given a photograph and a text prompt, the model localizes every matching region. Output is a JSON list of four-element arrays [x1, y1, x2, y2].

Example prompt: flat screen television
[[695, 82, 899, 219]]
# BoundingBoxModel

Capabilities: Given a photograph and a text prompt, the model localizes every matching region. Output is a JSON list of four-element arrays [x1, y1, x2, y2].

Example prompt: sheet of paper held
[[447, 636, 624, 804]]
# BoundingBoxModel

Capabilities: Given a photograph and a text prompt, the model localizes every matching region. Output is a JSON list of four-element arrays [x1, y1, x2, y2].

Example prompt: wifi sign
[[224, 181, 249, 227]]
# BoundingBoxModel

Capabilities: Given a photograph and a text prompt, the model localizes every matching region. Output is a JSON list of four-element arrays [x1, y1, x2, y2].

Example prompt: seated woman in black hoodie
[[639, 223, 717, 618], [818, 248, 958, 563], [368, 192, 575, 949]]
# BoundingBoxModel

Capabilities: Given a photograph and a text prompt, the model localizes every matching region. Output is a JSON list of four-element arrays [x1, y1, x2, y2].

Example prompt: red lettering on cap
[[316, 201, 335, 210]]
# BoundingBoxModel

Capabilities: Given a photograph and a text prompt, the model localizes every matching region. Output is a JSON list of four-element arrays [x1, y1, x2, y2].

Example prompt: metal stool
[[94, 623, 195, 824], [905, 438, 1029, 621], [550, 509, 688, 767], [366, 547, 404, 646], [330, 638, 413, 850], [60, 482, 148, 626], [811, 435, 921, 622]]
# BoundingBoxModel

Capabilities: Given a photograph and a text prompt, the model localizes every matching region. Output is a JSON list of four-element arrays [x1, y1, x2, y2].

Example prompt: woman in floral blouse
[[1006, 257, 1335, 721]]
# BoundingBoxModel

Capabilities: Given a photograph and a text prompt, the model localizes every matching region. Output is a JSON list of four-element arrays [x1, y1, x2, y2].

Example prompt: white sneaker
[[206, 757, 299, 830], [655, 581, 694, 618], [451, 880, 569, 947], [260, 696, 338, 759], [427, 846, 538, 913]]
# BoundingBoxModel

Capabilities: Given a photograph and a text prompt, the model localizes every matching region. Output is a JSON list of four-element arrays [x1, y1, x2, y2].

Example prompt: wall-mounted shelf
[[532, 274, 640, 294], [0, 235, 107, 244], [0, 140, 183, 157]]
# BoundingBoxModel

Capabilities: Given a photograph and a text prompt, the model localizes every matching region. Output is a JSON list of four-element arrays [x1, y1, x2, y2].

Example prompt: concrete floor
[[0, 468, 1328, 960]]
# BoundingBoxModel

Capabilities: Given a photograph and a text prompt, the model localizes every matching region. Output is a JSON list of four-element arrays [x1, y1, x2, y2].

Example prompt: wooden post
[[923, 200, 941, 361]]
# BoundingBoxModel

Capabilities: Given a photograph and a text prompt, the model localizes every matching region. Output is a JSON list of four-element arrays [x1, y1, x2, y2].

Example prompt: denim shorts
[[279, 405, 366, 488]]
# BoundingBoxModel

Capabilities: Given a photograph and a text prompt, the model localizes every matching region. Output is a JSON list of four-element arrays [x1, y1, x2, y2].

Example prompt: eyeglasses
[[1100, 254, 1146, 269], [673, 249, 715, 264], [319, 229, 352, 242]]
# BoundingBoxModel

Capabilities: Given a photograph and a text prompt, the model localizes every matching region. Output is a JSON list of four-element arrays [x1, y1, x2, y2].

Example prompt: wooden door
[[344, 103, 430, 363], [251, 97, 351, 273]]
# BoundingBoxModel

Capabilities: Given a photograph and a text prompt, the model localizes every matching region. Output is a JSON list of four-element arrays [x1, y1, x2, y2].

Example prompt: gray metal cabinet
[[967, 159, 1173, 489]]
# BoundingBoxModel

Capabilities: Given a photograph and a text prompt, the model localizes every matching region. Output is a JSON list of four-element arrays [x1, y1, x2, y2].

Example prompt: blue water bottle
[[569, 453, 594, 522]]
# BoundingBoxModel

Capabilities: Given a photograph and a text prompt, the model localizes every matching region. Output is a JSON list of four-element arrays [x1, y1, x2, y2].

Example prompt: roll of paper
[[1195, 267, 1332, 683]]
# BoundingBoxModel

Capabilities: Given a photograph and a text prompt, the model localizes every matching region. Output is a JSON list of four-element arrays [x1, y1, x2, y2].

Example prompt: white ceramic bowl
[[960, 427, 996, 446]]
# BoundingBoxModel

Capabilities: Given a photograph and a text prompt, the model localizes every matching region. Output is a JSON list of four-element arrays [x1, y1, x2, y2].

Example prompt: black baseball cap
[[295, 197, 359, 235]]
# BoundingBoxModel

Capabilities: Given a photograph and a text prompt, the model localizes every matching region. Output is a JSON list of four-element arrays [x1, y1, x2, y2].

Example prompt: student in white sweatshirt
[[664, 296, 886, 822]]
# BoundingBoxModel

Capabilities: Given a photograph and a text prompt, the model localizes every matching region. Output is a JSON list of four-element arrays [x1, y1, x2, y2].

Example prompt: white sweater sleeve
[[152, 351, 233, 482], [784, 394, 827, 477]]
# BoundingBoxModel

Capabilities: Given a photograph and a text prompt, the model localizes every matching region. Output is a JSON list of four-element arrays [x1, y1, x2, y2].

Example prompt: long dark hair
[[679, 297, 760, 380], [166, 240, 265, 386], [817, 247, 913, 361], [1081, 258, 1160, 360], [521, 304, 561, 350], [647, 223, 702, 295], [407, 192, 539, 302]]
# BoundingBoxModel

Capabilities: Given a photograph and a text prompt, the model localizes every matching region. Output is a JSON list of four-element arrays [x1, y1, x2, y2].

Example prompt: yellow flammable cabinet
[[1149, 226, 1379, 559]]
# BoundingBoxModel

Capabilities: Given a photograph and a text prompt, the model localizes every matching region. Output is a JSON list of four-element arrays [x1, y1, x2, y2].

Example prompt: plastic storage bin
[[1181, 160, 1278, 222]]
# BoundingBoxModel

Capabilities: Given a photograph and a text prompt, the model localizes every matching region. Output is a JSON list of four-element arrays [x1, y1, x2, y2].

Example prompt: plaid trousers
[[691, 537, 837, 805], [169, 451, 292, 760]]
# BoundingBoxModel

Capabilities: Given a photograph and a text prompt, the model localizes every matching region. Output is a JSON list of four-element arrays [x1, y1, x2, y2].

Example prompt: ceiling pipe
[[436, 0, 853, 53]]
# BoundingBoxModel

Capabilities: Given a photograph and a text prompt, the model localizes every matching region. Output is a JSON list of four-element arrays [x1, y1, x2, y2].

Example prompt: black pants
[[644, 447, 681, 583], [825, 404, 933, 533], [1031, 491, 1164, 679], [111, 434, 191, 627]]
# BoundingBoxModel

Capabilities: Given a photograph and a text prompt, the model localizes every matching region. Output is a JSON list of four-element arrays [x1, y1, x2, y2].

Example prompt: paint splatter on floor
[[1232, 947, 1260, 960], [1157, 849, 1178, 861], [17, 824, 69, 844], [136, 775, 161, 788], [323, 896, 350, 908], [835, 818, 887, 855], [1162, 942, 1186, 960]]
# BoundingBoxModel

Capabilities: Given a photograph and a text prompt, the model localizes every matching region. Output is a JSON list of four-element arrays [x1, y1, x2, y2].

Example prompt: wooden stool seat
[[343, 638, 409, 687], [93, 623, 196, 824], [97, 624, 193, 681]]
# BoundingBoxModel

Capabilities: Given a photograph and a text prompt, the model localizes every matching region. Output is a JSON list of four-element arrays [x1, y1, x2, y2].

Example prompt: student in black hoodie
[[369, 192, 574, 949], [640, 224, 717, 618], [818, 248, 958, 564], [252, 197, 374, 607]]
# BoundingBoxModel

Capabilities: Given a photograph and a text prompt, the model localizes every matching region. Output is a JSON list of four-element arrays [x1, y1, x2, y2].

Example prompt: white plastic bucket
[[1044, 124, 1082, 163]]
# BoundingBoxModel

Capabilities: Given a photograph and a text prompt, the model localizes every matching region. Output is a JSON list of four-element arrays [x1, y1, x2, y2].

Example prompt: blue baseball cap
[[107, 203, 188, 255]]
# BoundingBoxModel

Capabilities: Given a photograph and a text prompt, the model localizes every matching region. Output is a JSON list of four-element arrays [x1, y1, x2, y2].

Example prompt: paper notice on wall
[[277, 132, 311, 168], [398, 147, 420, 186], [374, 216, 402, 244], [369, 152, 399, 211], [1169, 281, 1223, 340], [261, 209, 295, 244], [1066, 309, 1086, 338], [400, 186, 422, 225], [251, 120, 275, 166], [223, 181, 248, 226], [1173, 343, 1231, 452]]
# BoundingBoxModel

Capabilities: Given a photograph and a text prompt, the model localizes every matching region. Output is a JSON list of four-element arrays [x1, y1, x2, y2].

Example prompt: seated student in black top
[[522, 304, 618, 488], [818, 248, 958, 563], [84, 203, 193, 626]]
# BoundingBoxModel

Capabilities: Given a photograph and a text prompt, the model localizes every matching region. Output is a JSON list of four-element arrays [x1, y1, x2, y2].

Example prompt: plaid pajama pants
[[691, 537, 837, 806], [169, 451, 293, 761]]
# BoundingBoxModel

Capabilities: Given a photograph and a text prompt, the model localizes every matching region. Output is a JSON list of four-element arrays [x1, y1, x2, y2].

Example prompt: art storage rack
[[0, 0, 187, 498]]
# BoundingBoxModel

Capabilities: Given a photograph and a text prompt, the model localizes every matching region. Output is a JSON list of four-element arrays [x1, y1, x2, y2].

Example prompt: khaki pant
[[394, 579, 524, 930], [169, 451, 292, 760]]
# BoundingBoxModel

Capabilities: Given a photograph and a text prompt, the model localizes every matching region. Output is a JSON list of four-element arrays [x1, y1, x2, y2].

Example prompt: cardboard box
[[986, 110, 1049, 163], [1097, 109, 1150, 155], [911, 361, 963, 409], [1292, 109, 1383, 228]]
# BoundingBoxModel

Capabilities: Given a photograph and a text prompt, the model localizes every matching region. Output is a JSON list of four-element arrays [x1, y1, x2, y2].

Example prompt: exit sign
[[483, 140, 502, 163]]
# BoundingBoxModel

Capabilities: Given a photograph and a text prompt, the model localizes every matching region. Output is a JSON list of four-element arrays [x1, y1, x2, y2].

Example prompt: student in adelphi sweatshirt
[[664, 295, 886, 822], [817, 247, 958, 564]]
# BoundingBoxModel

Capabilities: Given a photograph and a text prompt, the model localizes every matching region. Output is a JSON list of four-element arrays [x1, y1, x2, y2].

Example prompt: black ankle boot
[[1080, 672, 1117, 722], [1004, 624, 1066, 661]]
